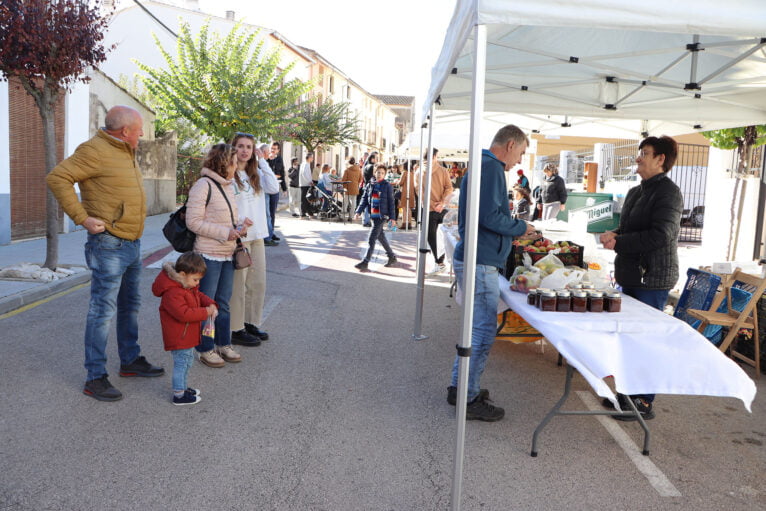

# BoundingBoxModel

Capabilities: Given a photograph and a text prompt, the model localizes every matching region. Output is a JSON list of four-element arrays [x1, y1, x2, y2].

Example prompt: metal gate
[[567, 139, 709, 243]]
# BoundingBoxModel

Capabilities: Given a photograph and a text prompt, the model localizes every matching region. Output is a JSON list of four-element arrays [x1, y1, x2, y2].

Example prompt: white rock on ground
[[0, 263, 86, 282]]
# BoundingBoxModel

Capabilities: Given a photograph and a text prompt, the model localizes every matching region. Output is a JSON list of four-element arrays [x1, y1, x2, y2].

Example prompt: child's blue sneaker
[[173, 392, 201, 406]]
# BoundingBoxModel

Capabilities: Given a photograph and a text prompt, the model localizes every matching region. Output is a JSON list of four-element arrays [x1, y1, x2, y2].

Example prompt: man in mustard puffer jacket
[[47, 105, 164, 402]]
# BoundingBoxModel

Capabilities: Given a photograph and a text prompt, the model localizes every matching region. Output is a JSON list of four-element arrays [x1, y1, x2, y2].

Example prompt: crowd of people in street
[[44, 102, 680, 424]]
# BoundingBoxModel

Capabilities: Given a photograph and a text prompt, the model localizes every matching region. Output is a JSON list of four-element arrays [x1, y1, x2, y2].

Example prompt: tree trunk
[[40, 88, 59, 270], [729, 127, 757, 260]]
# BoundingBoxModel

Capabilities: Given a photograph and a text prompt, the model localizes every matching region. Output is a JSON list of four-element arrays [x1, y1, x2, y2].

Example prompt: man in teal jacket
[[448, 124, 536, 421]]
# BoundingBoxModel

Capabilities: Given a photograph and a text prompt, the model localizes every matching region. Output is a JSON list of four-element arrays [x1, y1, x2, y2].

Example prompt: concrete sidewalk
[[0, 213, 171, 316]]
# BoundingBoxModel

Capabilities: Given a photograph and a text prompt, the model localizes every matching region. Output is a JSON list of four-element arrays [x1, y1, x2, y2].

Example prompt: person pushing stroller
[[354, 165, 397, 270]]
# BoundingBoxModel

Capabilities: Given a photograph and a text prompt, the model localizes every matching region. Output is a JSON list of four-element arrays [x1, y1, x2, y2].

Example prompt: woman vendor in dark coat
[[599, 135, 684, 422]]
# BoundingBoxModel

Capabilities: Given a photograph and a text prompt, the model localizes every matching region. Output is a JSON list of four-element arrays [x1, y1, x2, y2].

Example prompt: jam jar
[[536, 288, 551, 309], [556, 290, 571, 312], [588, 290, 605, 313], [539, 290, 557, 312], [605, 291, 622, 312], [527, 289, 538, 306], [581, 283, 595, 291], [571, 290, 588, 312]]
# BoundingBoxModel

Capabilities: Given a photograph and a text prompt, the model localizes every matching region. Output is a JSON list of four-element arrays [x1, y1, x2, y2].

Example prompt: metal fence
[[547, 139, 709, 243]]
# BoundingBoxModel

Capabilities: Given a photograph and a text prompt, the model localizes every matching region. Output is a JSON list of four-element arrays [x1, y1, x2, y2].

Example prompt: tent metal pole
[[451, 23, 487, 511], [413, 108, 435, 341], [411, 122, 426, 338]]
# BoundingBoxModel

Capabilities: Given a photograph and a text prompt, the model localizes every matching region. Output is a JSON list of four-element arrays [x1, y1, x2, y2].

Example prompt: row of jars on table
[[527, 285, 622, 313]]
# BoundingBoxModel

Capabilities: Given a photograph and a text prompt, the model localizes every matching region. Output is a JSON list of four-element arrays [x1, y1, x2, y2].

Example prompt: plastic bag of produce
[[510, 266, 542, 293], [533, 252, 564, 275], [540, 267, 585, 289]]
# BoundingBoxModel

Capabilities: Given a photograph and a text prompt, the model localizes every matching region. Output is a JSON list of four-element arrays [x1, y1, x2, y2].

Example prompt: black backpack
[[162, 178, 212, 252]]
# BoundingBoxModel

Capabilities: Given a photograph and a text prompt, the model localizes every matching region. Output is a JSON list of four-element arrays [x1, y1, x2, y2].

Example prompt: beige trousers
[[230, 239, 266, 331], [288, 186, 302, 215]]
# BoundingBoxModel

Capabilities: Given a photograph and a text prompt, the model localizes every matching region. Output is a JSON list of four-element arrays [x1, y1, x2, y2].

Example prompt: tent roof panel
[[424, 0, 766, 129]]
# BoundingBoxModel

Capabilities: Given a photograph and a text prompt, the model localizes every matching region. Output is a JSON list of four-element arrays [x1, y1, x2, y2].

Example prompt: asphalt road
[[1, 216, 764, 511]]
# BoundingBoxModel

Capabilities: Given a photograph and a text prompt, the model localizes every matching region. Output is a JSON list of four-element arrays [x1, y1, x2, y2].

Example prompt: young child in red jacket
[[152, 252, 217, 405]]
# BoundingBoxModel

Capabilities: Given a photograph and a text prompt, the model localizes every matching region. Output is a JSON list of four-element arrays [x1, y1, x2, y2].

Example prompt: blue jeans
[[363, 208, 370, 225], [264, 193, 279, 240], [171, 348, 194, 392], [451, 260, 500, 402], [364, 218, 395, 262], [620, 286, 670, 403], [196, 257, 234, 352], [83, 232, 142, 381]]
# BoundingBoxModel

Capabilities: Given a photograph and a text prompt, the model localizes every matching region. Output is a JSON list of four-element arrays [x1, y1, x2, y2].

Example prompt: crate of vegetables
[[506, 238, 584, 277]]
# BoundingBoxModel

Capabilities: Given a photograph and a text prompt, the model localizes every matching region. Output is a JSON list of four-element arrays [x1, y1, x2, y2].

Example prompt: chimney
[[225, 10, 235, 21], [183, 0, 201, 11]]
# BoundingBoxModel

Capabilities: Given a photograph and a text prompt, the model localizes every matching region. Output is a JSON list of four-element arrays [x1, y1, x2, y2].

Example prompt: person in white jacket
[[299, 153, 315, 218], [256, 142, 280, 245], [228, 133, 272, 346]]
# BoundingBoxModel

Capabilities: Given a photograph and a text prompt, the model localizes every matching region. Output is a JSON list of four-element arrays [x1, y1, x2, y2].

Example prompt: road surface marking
[[0, 283, 89, 320], [576, 391, 682, 497]]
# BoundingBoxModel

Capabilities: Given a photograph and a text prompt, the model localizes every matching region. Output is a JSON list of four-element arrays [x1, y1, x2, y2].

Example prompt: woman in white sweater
[[229, 133, 271, 346]]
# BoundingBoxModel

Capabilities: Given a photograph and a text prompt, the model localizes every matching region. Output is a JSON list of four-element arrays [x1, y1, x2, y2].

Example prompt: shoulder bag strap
[[205, 176, 236, 229]]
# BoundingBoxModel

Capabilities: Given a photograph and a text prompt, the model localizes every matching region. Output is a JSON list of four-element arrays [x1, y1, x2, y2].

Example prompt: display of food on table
[[507, 235, 619, 313]]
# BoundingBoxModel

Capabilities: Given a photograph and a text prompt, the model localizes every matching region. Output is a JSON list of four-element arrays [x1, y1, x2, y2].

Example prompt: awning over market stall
[[423, 0, 766, 130], [418, 2, 766, 510]]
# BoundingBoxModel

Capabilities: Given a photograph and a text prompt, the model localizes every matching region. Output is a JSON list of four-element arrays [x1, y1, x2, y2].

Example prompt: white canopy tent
[[416, 1, 766, 509]]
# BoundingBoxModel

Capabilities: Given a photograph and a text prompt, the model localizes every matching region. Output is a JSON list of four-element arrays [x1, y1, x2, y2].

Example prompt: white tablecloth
[[499, 280, 756, 411]]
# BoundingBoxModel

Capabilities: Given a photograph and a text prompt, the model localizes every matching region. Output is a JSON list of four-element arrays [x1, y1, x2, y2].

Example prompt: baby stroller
[[313, 183, 346, 223]]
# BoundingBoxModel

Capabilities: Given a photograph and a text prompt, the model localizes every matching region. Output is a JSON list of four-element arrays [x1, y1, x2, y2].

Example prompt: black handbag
[[162, 179, 211, 252]]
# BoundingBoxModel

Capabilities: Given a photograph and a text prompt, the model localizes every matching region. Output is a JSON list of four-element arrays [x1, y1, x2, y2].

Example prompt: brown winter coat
[[429, 163, 454, 212], [46, 130, 146, 240], [341, 164, 363, 195]]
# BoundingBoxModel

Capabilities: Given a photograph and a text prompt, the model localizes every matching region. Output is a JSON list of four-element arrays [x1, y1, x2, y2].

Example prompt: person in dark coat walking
[[599, 135, 684, 422]]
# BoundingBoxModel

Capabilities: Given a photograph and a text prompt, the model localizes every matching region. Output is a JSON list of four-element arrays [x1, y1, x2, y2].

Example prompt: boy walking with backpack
[[152, 252, 218, 405], [354, 164, 397, 270]]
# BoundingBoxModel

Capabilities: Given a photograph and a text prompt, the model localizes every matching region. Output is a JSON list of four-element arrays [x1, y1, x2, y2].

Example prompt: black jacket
[[268, 156, 286, 191], [287, 165, 299, 188], [540, 174, 567, 204], [614, 173, 683, 289], [363, 163, 375, 183]]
